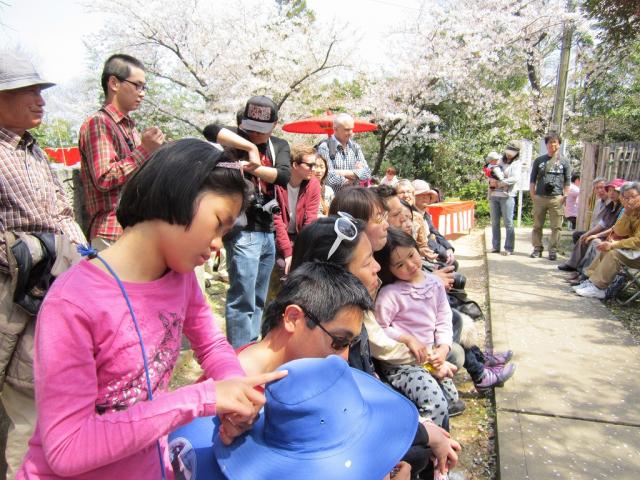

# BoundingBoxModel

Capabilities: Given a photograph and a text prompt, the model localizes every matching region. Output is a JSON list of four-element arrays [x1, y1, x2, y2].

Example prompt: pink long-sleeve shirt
[[18, 260, 245, 479], [375, 274, 453, 348]]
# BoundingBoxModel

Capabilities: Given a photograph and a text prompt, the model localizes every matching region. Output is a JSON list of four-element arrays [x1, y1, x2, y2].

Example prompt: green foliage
[[385, 100, 522, 198], [456, 180, 490, 218], [31, 118, 77, 149], [583, 0, 640, 48], [570, 40, 640, 141]]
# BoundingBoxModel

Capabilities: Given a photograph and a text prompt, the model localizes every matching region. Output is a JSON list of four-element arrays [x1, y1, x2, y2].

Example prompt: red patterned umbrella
[[282, 113, 377, 135]]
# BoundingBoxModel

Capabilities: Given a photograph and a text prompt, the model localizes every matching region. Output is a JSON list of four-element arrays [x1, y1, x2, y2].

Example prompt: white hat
[[412, 179, 438, 198], [0, 51, 55, 92], [486, 151, 501, 162]]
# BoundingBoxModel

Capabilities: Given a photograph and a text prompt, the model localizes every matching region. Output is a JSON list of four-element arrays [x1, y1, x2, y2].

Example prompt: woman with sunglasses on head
[[18, 139, 286, 480]]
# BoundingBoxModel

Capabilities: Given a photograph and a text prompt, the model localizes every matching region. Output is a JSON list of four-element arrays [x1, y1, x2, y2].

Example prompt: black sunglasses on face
[[301, 307, 359, 351]]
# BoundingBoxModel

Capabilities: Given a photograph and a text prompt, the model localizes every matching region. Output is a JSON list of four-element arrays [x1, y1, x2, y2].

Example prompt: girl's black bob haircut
[[374, 227, 419, 286], [117, 138, 249, 229]]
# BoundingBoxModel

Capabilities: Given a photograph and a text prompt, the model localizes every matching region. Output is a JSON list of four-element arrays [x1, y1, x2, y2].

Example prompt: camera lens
[[452, 273, 466, 290]]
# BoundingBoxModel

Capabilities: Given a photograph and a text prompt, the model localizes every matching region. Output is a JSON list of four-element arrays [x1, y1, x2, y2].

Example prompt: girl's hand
[[431, 361, 457, 380], [215, 370, 288, 445], [400, 334, 427, 364], [427, 345, 449, 368]]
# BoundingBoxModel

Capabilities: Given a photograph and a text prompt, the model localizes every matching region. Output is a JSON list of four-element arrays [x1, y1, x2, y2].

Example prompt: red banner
[[44, 147, 81, 166]]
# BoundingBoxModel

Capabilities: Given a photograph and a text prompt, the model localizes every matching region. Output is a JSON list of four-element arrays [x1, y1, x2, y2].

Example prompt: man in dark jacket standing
[[529, 133, 571, 261], [203, 96, 291, 348]]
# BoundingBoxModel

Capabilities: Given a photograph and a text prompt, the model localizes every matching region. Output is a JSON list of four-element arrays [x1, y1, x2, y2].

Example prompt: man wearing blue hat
[[0, 51, 86, 475]]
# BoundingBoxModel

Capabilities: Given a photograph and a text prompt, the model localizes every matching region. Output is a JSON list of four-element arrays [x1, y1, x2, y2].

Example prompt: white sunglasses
[[327, 212, 358, 260]]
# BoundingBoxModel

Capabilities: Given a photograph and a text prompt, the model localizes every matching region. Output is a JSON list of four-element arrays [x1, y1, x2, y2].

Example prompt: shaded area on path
[[487, 227, 640, 479]]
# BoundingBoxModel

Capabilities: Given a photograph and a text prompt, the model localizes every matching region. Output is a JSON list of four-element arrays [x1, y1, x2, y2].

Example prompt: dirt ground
[[171, 227, 498, 479], [446, 229, 497, 480]]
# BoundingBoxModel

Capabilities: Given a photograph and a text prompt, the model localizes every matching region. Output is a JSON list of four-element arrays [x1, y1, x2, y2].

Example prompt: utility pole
[[550, 0, 576, 136]]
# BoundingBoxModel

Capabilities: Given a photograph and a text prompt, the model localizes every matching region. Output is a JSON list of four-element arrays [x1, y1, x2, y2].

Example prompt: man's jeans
[[489, 196, 515, 252], [532, 195, 564, 253], [223, 230, 275, 348]]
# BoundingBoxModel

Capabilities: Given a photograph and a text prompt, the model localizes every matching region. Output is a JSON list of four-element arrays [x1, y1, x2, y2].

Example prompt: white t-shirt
[[287, 184, 300, 234]]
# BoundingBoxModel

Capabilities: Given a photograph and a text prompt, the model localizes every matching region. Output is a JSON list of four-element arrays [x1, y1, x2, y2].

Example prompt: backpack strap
[[315, 137, 337, 161]]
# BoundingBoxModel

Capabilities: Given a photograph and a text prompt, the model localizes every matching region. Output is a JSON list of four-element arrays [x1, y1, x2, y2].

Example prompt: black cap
[[240, 96, 278, 134]]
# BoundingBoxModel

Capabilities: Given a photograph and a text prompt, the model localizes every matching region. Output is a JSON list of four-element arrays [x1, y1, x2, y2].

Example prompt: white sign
[[517, 140, 533, 191]]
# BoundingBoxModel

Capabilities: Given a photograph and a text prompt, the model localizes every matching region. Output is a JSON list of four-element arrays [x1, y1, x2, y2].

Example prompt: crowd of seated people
[[5, 48, 516, 479], [559, 179, 640, 299]]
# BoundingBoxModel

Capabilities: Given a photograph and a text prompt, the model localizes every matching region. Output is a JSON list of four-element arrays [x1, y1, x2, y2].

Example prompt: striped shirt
[[317, 135, 371, 191], [79, 104, 149, 241], [0, 127, 85, 272]]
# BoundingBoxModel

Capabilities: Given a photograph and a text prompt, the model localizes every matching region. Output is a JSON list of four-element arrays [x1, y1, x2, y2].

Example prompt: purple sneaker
[[474, 363, 516, 391], [484, 350, 513, 367]]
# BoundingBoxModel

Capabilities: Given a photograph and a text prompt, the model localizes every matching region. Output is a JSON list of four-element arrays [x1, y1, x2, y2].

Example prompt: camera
[[248, 190, 281, 217], [261, 198, 281, 215], [544, 182, 555, 195], [452, 272, 466, 291]]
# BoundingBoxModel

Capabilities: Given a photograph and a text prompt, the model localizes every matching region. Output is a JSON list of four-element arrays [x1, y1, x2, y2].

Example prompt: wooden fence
[[577, 142, 640, 229]]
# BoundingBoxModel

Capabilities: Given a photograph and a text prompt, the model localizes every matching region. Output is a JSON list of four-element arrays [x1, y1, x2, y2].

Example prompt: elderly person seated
[[571, 176, 609, 244], [574, 181, 640, 299], [559, 178, 625, 277], [412, 180, 457, 268]]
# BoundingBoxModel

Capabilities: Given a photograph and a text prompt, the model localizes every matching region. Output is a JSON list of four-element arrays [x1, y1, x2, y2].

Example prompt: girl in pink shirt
[[374, 227, 459, 424], [18, 139, 285, 480]]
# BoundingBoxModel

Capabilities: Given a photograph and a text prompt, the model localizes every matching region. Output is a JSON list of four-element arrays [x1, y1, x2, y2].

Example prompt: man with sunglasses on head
[[202, 96, 291, 348], [79, 53, 165, 251]]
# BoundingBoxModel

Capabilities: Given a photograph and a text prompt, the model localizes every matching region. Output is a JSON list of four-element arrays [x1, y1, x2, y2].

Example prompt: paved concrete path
[[486, 227, 640, 479]]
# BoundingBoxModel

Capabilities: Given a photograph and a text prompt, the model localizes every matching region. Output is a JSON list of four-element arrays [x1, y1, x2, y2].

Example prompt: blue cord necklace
[[77, 245, 167, 480]]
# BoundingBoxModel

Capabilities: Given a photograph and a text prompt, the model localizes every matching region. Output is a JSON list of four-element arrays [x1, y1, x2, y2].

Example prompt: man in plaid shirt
[[0, 52, 86, 475], [79, 54, 164, 249], [317, 113, 371, 192]]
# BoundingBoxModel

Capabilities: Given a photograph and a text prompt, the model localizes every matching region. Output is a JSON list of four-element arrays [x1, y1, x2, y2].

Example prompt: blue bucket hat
[[213, 355, 418, 480]]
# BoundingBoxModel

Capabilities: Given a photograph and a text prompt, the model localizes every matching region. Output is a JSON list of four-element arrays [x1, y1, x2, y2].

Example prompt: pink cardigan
[[375, 274, 453, 348], [18, 260, 244, 479]]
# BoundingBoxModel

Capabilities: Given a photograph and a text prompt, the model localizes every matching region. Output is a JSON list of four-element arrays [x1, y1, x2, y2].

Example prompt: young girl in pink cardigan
[[18, 139, 284, 480], [373, 227, 460, 425]]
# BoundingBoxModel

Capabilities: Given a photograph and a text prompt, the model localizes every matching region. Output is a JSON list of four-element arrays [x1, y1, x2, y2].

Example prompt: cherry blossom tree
[[85, 0, 351, 135], [347, 0, 577, 174]]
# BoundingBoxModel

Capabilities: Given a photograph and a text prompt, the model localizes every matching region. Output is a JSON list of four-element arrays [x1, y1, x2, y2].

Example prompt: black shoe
[[448, 399, 466, 417], [490, 249, 500, 254], [548, 252, 557, 261], [557, 263, 574, 271], [530, 250, 542, 258]]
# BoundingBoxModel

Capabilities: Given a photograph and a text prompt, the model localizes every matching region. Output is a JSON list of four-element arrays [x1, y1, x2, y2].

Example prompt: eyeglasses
[[327, 211, 358, 260], [297, 161, 318, 170], [301, 307, 360, 351], [120, 79, 148, 93]]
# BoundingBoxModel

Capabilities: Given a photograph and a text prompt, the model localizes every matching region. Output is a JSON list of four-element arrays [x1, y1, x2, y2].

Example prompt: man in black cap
[[0, 51, 85, 474], [203, 96, 291, 348]]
